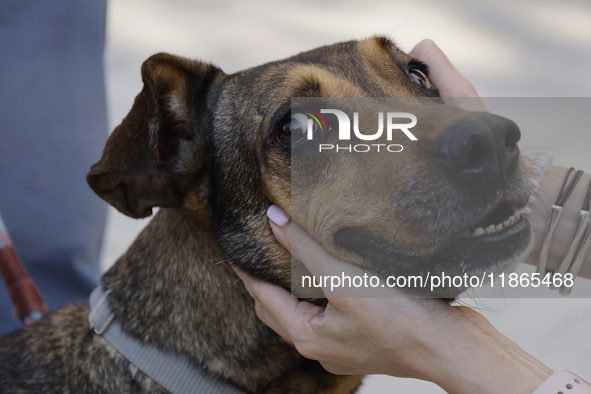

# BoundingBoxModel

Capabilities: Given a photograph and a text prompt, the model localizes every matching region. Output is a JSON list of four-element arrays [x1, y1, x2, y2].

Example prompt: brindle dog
[[0, 36, 531, 393]]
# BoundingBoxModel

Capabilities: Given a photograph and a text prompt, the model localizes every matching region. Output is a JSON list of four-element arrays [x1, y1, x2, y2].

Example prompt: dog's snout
[[438, 112, 521, 186]]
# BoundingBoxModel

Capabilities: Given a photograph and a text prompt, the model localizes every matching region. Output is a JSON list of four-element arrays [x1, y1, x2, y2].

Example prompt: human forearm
[[422, 313, 551, 393]]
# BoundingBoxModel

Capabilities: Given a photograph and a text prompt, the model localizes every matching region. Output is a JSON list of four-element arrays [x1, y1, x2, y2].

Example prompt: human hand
[[233, 206, 551, 393], [408, 39, 479, 98], [235, 206, 458, 378]]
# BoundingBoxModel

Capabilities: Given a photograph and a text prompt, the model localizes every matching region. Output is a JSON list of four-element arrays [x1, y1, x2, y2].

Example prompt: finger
[[409, 39, 478, 97], [267, 206, 359, 277], [409, 39, 486, 111], [267, 205, 342, 276], [233, 265, 310, 343], [267, 205, 407, 299], [271, 219, 376, 299], [253, 300, 293, 342], [234, 267, 301, 319], [266, 205, 292, 251], [234, 264, 328, 341], [232, 265, 258, 294]]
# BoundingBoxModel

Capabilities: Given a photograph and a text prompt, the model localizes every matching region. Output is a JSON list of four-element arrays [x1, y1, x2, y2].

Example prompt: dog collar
[[89, 286, 245, 394]]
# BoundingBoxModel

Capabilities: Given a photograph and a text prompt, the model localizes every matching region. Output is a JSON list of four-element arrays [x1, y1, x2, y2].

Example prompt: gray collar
[[89, 286, 244, 394]]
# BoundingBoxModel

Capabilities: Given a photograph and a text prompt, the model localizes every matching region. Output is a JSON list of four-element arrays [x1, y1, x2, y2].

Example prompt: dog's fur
[[0, 36, 531, 393]]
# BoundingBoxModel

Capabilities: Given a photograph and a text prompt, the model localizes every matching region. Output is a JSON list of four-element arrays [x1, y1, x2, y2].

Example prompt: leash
[[89, 286, 245, 394], [0, 212, 46, 326]]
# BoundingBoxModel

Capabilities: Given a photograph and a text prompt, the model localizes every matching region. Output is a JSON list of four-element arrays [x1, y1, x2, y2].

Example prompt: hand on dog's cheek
[[234, 206, 551, 393], [233, 211, 447, 377]]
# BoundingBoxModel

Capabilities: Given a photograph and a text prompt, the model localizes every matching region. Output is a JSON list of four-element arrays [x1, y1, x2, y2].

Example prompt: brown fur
[[0, 36, 530, 393]]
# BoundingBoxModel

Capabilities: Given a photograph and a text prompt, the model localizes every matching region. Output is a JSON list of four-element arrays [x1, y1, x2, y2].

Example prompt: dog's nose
[[438, 112, 521, 187]]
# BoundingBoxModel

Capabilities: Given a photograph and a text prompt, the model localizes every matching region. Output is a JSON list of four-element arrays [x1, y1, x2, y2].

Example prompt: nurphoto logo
[[304, 109, 418, 153]]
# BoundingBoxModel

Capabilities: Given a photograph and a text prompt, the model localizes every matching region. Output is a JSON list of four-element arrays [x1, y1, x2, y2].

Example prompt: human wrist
[[422, 317, 550, 394], [523, 164, 591, 279]]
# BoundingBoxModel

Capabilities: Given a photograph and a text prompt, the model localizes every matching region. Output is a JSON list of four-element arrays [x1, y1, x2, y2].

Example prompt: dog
[[0, 36, 531, 393]]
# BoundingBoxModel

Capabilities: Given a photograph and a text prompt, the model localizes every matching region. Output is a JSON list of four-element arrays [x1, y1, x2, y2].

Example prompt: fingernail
[[267, 205, 289, 227]]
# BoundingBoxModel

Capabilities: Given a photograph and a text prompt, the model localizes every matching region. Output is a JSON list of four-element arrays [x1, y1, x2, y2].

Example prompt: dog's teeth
[[518, 206, 531, 215], [478, 210, 523, 237], [528, 195, 536, 204]]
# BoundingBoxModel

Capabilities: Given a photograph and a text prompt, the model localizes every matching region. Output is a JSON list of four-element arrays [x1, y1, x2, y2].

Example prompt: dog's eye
[[277, 113, 317, 146], [409, 69, 431, 89]]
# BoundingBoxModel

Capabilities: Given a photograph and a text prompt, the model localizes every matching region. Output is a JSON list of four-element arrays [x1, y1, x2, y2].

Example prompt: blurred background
[[98, 0, 591, 392]]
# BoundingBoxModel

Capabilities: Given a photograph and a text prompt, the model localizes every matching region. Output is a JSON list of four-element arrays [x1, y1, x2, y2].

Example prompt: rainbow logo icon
[[302, 107, 329, 132]]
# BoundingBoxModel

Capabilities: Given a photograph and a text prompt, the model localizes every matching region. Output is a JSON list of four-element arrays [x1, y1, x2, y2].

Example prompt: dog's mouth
[[467, 200, 530, 239], [333, 198, 532, 297]]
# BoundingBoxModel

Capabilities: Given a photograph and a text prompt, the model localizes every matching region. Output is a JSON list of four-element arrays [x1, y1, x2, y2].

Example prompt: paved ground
[[100, 1, 591, 391]]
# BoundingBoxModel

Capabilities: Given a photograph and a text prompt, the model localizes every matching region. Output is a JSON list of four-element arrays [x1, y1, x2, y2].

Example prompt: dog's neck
[[101, 208, 302, 392]]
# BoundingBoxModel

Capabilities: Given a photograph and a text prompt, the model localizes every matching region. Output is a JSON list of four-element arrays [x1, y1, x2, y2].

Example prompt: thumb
[[266, 205, 406, 299]]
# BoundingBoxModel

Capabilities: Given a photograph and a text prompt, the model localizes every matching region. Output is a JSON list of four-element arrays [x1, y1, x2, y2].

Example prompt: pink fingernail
[[267, 205, 289, 227]]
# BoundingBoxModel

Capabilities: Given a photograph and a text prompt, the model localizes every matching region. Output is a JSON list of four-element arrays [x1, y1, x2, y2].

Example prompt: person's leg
[[0, 0, 108, 333]]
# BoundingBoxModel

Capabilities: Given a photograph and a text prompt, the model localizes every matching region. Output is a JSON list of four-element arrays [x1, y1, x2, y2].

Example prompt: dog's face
[[88, 37, 531, 297]]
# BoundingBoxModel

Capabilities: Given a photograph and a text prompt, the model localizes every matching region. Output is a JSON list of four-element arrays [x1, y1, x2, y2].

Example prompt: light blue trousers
[[0, 0, 108, 333]]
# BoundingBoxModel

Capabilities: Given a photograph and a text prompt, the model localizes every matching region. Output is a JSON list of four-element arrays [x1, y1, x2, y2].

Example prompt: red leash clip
[[0, 212, 46, 326]]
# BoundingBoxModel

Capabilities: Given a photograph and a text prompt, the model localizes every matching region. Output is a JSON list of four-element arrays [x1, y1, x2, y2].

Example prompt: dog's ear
[[87, 53, 223, 218]]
